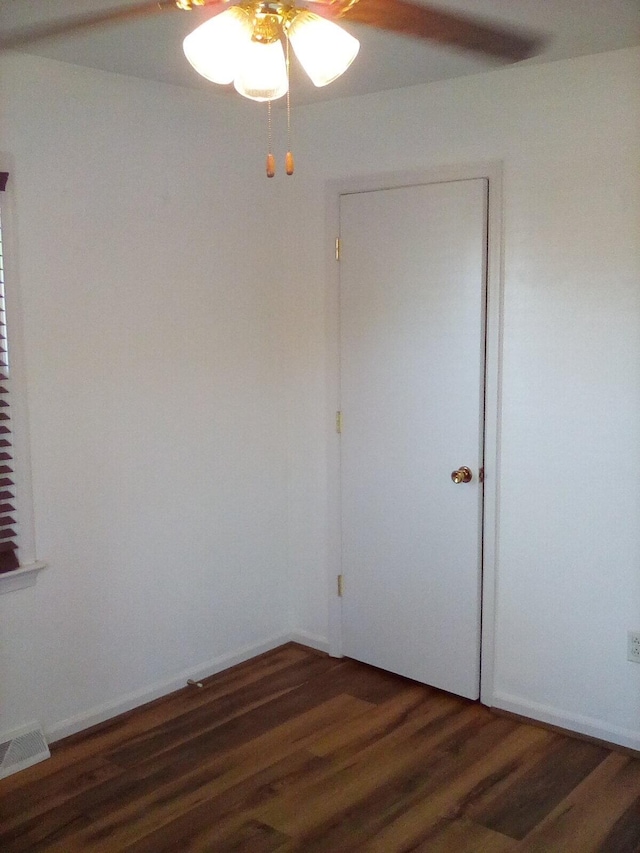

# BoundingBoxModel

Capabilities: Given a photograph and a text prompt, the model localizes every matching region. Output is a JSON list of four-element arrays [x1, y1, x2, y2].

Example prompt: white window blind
[[0, 171, 19, 574]]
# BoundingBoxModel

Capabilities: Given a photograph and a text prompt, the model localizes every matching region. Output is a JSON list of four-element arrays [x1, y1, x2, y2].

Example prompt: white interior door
[[339, 179, 488, 700]]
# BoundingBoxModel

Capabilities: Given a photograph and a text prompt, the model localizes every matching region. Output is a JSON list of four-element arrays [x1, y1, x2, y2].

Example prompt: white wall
[[0, 54, 293, 738], [1, 45, 638, 753], [284, 48, 640, 749]]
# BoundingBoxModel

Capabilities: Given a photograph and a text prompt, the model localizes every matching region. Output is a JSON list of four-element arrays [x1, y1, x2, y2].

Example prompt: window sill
[[0, 561, 46, 594]]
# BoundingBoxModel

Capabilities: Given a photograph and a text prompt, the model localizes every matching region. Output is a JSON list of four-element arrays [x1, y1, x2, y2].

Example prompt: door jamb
[[324, 163, 503, 708]]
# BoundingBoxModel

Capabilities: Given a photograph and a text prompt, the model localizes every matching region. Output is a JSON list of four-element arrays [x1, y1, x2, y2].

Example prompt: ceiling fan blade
[[327, 0, 541, 62], [0, 1, 226, 51]]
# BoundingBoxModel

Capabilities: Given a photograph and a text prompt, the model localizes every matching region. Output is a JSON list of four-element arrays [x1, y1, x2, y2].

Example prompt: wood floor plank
[[129, 692, 469, 853], [409, 817, 517, 852], [256, 706, 513, 841], [518, 751, 640, 853], [347, 723, 552, 852], [0, 643, 309, 797], [99, 662, 347, 782], [120, 750, 326, 853], [0, 811, 95, 853], [0, 755, 122, 835], [296, 716, 525, 851], [34, 694, 372, 853], [308, 690, 487, 773], [300, 657, 417, 704], [596, 793, 640, 853], [3, 644, 640, 853], [105, 653, 340, 768], [466, 733, 609, 839], [155, 682, 480, 853], [203, 819, 291, 853], [307, 684, 458, 758], [122, 688, 460, 852]]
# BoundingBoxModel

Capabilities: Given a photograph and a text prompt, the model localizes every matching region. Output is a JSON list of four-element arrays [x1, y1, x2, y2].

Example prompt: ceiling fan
[[0, 1, 542, 175], [0, 1, 541, 71]]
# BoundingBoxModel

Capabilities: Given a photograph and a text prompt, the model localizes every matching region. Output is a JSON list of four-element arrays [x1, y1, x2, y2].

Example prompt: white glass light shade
[[234, 39, 288, 102], [183, 7, 252, 85], [288, 11, 359, 87]]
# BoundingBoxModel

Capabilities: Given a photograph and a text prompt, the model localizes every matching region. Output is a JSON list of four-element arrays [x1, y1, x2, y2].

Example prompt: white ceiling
[[1, 0, 640, 104]]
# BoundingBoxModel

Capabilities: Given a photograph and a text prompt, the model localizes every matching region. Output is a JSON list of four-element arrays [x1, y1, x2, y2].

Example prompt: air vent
[[0, 723, 50, 780]]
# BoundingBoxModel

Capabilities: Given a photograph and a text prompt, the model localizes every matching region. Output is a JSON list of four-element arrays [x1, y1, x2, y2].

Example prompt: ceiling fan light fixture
[[234, 37, 289, 102], [287, 10, 360, 88], [183, 6, 252, 85]]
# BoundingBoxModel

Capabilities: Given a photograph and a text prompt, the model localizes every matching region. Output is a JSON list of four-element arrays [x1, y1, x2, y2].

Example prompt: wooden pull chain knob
[[266, 153, 276, 178], [285, 151, 294, 176]]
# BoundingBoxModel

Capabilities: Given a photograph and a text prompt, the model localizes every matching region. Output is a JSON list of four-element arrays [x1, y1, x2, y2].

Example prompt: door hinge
[[337, 574, 344, 597], [336, 411, 343, 434], [335, 237, 341, 261]]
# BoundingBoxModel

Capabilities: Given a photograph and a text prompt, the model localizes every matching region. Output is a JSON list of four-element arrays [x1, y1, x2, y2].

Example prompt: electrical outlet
[[627, 631, 640, 663]]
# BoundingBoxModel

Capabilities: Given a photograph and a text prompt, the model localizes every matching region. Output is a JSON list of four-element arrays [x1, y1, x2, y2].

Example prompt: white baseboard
[[47, 632, 291, 743], [45, 643, 640, 751], [289, 631, 331, 654], [492, 692, 640, 752]]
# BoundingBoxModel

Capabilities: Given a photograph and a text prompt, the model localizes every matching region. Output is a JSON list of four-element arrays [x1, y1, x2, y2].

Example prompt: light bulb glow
[[183, 7, 252, 85], [288, 11, 359, 87], [234, 38, 288, 102]]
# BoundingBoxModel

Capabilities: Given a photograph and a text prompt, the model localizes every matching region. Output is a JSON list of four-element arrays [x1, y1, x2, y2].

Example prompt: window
[[0, 172, 19, 574], [0, 172, 44, 593]]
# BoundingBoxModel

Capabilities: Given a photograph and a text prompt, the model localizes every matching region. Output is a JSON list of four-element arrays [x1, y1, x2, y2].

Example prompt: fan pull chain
[[285, 37, 294, 176], [266, 99, 275, 178]]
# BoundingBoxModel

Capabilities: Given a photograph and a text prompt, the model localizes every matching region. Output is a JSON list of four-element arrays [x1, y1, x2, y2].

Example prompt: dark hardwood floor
[[1, 643, 640, 852]]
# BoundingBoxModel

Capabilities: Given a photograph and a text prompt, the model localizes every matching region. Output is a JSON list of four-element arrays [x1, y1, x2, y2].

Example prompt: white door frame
[[324, 162, 503, 707]]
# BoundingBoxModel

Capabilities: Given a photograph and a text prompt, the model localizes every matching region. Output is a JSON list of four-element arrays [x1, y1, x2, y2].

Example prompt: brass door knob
[[451, 466, 472, 484]]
